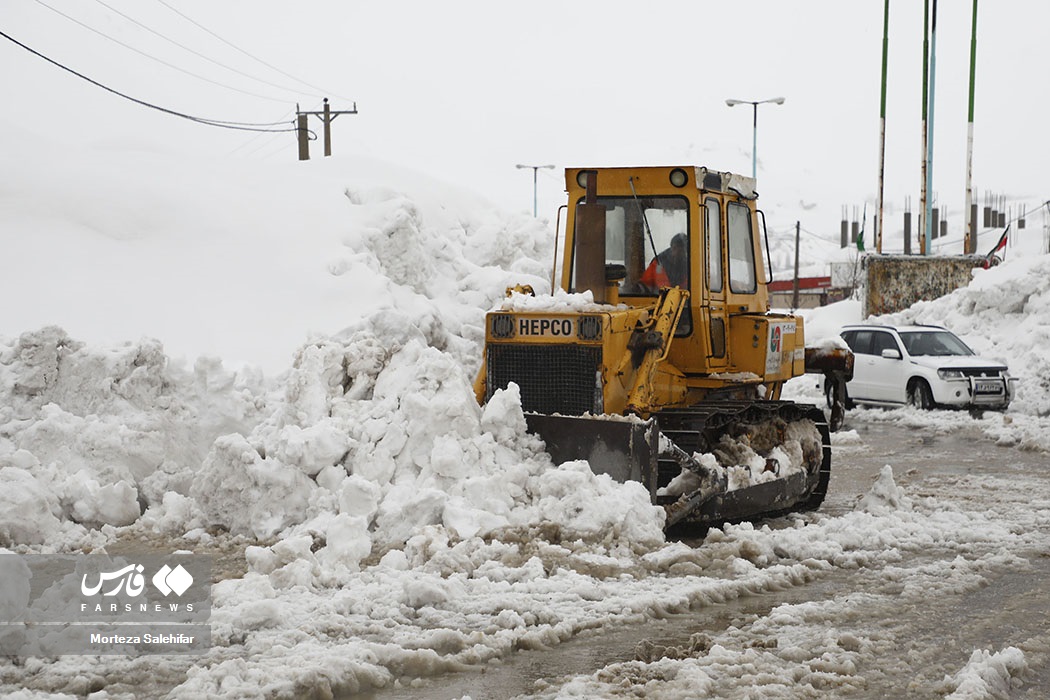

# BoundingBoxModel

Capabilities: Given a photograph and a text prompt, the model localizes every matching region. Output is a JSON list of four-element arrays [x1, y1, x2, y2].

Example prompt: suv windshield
[[899, 330, 974, 357]]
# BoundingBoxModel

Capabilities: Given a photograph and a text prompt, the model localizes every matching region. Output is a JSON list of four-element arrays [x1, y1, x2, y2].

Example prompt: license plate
[[974, 380, 1001, 393]]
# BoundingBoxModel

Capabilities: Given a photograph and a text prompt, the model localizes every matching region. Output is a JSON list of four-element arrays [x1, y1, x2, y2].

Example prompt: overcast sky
[[3, 1, 1047, 241]]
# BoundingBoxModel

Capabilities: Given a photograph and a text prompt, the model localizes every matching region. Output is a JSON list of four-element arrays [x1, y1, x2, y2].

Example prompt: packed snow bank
[[0, 326, 268, 549], [191, 321, 666, 550], [0, 172, 673, 554], [0, 132, 553, 374]]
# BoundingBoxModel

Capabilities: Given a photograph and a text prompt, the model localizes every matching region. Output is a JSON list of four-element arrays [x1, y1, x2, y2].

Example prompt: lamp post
[[516, 163, 555, 217], [725, 97, 785, 180]]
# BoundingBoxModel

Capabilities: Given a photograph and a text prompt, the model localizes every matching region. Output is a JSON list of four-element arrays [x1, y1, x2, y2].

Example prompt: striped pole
[[963, 0, 979, 254], [875, 0, 890, 253], [919, 0, 930, 255], [924, 0, 939, 256]]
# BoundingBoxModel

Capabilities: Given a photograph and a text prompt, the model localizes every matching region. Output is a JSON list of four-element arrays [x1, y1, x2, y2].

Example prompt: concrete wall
[[862, 254, 986, 318], [770, 289, 850, 310]]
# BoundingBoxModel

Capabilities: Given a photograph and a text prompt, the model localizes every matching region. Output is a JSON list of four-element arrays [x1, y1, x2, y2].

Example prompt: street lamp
[[516, 163, 555, 217], [725, 97, 785, 180]]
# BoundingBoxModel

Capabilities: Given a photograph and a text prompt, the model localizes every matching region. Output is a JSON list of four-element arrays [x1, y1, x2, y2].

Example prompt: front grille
[[960, 368, 1004, 378], [487, 344, 601, 415]]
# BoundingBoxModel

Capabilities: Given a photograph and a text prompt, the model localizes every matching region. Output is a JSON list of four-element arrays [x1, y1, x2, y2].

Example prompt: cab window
[[726, 202, 756, 294], [571, 195, 689, 297], [705, 198, 723, 293]]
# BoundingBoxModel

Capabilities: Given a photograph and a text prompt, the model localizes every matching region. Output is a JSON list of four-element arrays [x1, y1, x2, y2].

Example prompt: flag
[[982, 225, 1009, 268], [987, 227, 1008, 256], [856, 203, 867, 252]]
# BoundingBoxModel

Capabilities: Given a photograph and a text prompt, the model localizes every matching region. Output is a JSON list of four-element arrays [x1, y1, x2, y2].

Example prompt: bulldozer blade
[[804, 345, 855, 378], [805, 345, 855, 433], [524, 414, 660, 501], [656, 403, 832, 529], [666, 469, 817, 529]]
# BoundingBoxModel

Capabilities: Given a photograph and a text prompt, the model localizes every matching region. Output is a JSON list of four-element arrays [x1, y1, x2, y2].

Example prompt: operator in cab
[[639, 232, 688, 289]]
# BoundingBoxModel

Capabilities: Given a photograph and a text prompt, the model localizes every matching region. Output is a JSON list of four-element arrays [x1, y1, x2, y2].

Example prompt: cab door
[[702, 196, 728, 370]]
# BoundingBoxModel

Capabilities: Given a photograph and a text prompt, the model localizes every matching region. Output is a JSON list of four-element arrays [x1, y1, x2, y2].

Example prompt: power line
[[153, 0, 354, 103], [32, 0, 288, 104], [258, 138, 295, 162], [930, 200, 1045, 255], [228, 106, 300, 156], [0, 28, 301, 133], [237, 131, 290, 158], [91, 0, 313, 100], [798, 225, 842, 244]]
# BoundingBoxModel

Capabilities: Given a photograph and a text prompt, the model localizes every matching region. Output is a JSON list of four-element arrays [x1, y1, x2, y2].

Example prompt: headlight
[[577, 315, 603, 341], [491, 314, 515, 339], [937, 369, 964, 380]]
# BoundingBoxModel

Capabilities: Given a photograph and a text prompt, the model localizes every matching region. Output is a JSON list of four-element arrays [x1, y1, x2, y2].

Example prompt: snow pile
[[174, 181, 666, 554], [191, 320, 665, 555], [0, 326, 268, 548], [499, 288, 628, 313], [856, 464, 911, 514], [943, 647, 1027, 699], [0, 173, 673, 557], [339, 185, 554, 315]]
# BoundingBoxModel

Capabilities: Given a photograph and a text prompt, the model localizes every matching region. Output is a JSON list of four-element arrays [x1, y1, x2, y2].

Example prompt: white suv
[[833, 324, 1015, 410]]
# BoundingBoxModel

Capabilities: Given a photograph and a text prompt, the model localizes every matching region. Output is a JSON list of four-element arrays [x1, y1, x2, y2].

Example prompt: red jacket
[[639, 258, 671, 288]]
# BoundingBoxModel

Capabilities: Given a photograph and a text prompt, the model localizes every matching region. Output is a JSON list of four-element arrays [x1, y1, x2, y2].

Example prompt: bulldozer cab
[[561, 166, 770, 377]]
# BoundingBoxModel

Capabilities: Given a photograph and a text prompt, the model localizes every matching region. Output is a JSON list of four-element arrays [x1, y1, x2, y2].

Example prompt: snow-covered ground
[[2, 131, 1049, 698]]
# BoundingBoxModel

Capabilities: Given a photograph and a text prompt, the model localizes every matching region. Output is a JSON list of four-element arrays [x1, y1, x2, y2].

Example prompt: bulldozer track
[[654, 401, 832, 528]]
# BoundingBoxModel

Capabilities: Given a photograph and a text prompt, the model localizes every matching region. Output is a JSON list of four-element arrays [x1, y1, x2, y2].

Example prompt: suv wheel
[[824, 378, 854, 411], [908, 379, 935, 410]]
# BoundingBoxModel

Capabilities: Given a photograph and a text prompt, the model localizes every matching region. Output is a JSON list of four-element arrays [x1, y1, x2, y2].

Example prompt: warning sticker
[[765, 322, 797, 375]]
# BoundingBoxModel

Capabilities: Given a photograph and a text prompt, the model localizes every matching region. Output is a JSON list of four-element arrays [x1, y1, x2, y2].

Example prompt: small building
[[769, 276, 845, 309]]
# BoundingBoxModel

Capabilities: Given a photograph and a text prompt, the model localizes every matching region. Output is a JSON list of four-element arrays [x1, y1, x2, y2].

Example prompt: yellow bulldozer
[[474, 166, 853, 528]]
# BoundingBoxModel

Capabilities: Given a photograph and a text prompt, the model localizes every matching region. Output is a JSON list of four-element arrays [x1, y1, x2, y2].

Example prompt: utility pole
[[296, 99, 358, 160], [296, 105, 309, 161], [792, 221, 801, 310]]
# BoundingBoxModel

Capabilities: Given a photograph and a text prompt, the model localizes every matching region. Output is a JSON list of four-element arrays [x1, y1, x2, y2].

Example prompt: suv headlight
[[937, 369, 964, 380]]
